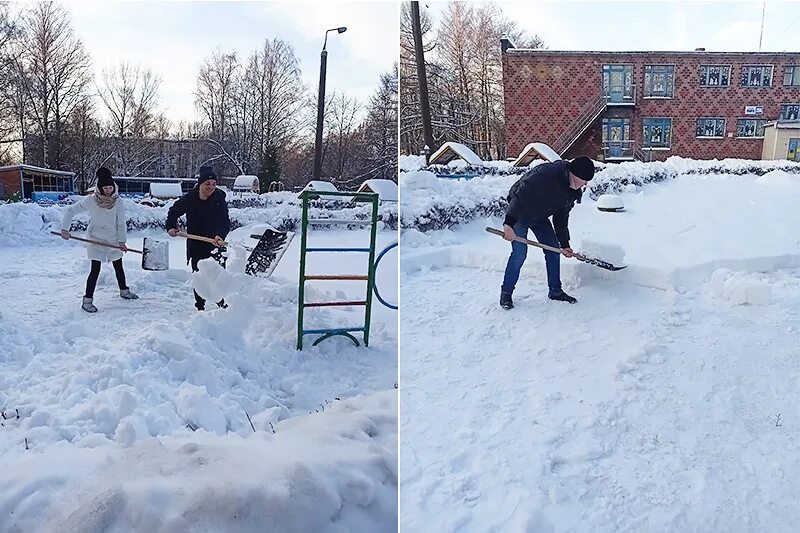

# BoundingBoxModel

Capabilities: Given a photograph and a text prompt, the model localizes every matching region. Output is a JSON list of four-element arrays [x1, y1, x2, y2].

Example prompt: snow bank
[[0, 391, 398, 533], [0, 194, 398, 247], [398, 157, 800, 232]]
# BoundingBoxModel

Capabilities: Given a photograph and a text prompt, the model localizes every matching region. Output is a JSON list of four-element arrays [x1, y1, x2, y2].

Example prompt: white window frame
[[643, 65, 676, 99], [740, 65, 774, 88], [735, 118, 766, 139], [695, 117, 727, 139], [699, 65, 732, 87]]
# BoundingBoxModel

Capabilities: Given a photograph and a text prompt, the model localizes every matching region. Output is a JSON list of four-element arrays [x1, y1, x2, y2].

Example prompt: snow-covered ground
[[399, 165, 800, 531], [0, 204, 398, 532]]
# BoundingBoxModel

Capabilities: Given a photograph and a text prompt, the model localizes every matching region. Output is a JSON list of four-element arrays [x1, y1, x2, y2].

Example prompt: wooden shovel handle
[[51, 231, 142, 254], [177, 231, 228, 247], [485, 227, 564, 253]]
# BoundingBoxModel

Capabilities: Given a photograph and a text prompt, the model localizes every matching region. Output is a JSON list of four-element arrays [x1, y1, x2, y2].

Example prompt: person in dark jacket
[[166, 165, 230, 310], [499, 156, 595, 309]]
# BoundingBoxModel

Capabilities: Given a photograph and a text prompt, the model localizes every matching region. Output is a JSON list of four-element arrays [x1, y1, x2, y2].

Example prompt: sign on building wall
[[744, 106, 764, 115]]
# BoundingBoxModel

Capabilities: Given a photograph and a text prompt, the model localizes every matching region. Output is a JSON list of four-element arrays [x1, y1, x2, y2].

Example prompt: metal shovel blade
[[142, 237, 169, 271], [245, 229, 294, 277], [574, 254, 627, 271]]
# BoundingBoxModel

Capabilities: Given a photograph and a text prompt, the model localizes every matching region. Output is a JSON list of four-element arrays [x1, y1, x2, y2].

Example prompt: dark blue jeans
[[501, 219, 562, 295]]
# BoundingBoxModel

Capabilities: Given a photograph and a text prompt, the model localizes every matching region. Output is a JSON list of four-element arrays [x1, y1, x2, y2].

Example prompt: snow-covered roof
[[0, 164, 75, 177], [428, 142, 485, 166], [233, 175, 259, 188], [512, 143, 562, 167], [149, 182, 183, 199], [297, 180, 338, 198], [352, 179, 398, 203]]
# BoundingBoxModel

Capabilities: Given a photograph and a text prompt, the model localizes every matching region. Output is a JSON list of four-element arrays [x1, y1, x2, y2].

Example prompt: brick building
[[501, 40, 800, 162]]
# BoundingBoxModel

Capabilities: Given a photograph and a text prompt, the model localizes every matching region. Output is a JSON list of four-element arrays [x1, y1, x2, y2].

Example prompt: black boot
[[548, 289, 577, 304], [500, 292, 514, 310]]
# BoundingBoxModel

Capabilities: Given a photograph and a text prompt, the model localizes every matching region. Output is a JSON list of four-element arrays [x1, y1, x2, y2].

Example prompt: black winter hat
[[567, 156, 595, 181], [198, 165, 217, 184], [96, 167, 115, 190]]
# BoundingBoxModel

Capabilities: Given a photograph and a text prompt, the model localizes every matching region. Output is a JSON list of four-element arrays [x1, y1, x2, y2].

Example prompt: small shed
[[0, 164, 75, 201], [351, 179, 398, 203], [297, 180, 338, 200], [149, 182, 184, 199], [233, 174, 260, 193], [428, 142, 485, 166], [512, 143, 562, 167]]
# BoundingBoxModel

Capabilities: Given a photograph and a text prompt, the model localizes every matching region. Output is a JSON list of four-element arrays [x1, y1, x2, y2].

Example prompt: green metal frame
[[297, 189, 379, 350]]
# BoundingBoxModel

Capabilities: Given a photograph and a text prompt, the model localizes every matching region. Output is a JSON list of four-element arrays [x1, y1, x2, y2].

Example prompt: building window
[[699, 65, 730, 86], [696, 118, 726, 138], [779, 103, 800, 121], [784, 66, 800, 86], [740, 65, 773, 87], [644, 65, 674, 97], [736, 119, 765, 138], [643, 118, 672, 148]]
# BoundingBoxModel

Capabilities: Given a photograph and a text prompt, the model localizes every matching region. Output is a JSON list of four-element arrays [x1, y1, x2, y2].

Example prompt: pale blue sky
[[424, 0, 798, 54], [62, 1, 399, 124]]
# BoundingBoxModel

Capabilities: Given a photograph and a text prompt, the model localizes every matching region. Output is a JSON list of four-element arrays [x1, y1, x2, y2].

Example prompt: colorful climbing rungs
[[297, 189, 379, 350]]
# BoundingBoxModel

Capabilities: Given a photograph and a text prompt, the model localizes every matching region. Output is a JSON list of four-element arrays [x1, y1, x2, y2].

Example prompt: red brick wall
[[502, 50, 800, 161], [0, 168, 22, 197]]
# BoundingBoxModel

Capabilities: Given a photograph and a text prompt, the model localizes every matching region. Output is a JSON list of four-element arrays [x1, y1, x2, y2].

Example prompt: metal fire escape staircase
[[553, 94, 610, 156]]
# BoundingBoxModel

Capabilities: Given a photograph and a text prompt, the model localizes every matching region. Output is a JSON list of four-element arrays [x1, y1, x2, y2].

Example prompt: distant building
[[0, 164, 75, 201], [501, 40, 800, 162]]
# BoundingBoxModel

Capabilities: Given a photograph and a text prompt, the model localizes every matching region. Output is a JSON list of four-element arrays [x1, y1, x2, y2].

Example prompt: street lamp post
[[312, 26, 347, 182]]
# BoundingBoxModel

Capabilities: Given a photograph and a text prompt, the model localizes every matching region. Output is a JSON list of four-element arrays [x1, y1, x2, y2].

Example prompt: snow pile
[[0, 391, 397, 532], [709, 268, 772, 305], [191, 257, 246, 304], [399, 154, 426, 172]]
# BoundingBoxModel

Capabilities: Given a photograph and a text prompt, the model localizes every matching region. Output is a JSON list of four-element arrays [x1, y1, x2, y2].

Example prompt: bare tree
[[323, 91, 360, 184], [0, 3, 23, 164], [399, 1, 545, 159], [14, 2, 92, 169], [362, 68, 398, 181], [98, 61, 161, 138]]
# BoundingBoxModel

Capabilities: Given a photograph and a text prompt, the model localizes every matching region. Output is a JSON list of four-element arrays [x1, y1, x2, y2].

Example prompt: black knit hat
[[96, 167, 115, 190], [568, 156, 595, 181], [198, 165, 217, 184]]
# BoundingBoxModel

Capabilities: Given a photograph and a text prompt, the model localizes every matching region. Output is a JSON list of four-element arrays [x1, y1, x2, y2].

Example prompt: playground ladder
[[297, 190, 379, 350]]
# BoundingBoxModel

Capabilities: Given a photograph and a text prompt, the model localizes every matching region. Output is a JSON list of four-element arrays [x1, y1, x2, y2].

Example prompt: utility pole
[[411, 1, 434, 153], [758, 0, 766, 52]]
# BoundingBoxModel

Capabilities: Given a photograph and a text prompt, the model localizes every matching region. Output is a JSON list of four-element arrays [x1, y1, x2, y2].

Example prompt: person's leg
[[528, 218, 562, 293], [500, 221, 530, 295], [82, 260, 101, 312], [112, 258, 128, 290], [190, 257, 206, 310], [114, 258, 139, 299], [85, 260, 101, 298]]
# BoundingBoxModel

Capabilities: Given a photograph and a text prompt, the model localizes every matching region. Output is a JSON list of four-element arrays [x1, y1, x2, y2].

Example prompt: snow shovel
[[51, 231, 169, 271], [173, 230, 293, 277], [485, 227, 627, 271], [244, 228, 294, 277]]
